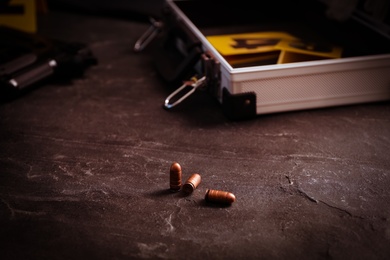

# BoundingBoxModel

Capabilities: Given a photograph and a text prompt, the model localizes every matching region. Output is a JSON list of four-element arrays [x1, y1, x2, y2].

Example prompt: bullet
[[169, 162, 182, 192], [182, 173, 201, 194], [205, 189, 236, 204]]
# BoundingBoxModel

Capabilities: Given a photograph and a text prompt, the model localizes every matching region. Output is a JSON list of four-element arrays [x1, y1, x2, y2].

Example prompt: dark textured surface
[[1, 10, 390, 260]]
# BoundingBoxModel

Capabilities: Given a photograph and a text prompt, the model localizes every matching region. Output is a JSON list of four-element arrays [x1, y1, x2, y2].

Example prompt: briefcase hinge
[[201, 51, 221, 100]]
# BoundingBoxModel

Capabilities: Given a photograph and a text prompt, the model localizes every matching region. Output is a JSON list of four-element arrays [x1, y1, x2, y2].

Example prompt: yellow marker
[[0, 0, 37, 33]]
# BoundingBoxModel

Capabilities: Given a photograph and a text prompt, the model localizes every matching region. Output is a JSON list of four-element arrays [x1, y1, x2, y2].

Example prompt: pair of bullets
[[169, 162, 236, 204]]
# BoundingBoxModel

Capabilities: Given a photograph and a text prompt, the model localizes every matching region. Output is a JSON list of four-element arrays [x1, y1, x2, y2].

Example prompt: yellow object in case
[[206, 31, 342, 66]]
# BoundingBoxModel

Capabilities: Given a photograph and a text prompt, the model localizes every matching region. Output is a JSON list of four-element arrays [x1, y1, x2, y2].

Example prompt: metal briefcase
[[135, 0, 390, 120]]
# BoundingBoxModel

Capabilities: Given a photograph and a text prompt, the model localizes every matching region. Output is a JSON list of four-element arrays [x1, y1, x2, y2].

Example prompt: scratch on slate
[[296, 188, 353, 217], [317, 199, 353, 217], [164, 213, 175, 233], [297, 188, 319, 203]]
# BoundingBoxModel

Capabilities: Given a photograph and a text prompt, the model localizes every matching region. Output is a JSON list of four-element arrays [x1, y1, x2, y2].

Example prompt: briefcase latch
[[163, 51, 220, 109], [133, 17, 163, 52], [164, 75, 207, 109]]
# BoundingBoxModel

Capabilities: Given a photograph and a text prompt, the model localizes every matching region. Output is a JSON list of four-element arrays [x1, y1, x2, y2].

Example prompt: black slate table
[[1, 8, 390, 260]]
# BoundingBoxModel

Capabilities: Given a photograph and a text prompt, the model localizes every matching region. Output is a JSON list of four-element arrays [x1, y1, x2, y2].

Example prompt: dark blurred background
[[46, 0, 165, 22]]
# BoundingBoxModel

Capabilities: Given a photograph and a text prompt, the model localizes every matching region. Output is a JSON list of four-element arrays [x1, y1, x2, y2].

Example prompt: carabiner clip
[[164, 76, 207, 109], [133, 17, 162, 52]]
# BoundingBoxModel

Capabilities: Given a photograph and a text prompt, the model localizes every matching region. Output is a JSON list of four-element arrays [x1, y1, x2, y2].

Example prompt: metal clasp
[[133, 17, 162, 52], [164, 76, 207, 109]]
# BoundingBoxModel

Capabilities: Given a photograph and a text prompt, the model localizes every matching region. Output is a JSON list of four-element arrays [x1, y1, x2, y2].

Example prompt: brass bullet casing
[[169, 162, 182, 192], [182, 173, 201, 194], [205, 189, 236, 204]]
